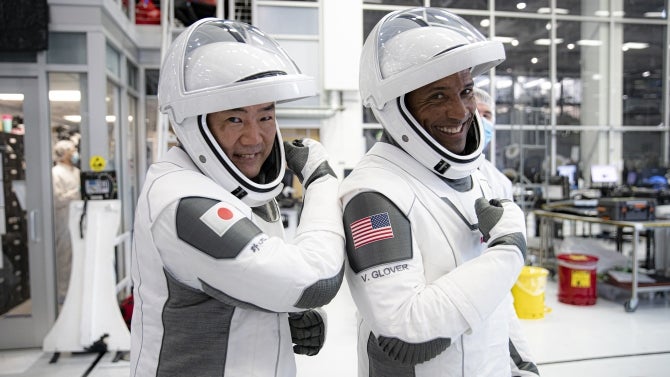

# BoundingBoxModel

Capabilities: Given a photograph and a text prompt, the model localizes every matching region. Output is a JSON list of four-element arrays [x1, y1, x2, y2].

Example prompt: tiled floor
[[2, 277, 669, 377]]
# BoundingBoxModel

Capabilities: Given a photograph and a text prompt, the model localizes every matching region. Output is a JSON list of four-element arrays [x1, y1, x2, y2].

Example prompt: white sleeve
[[153, 174, 345, 313], [343, 191, 524, 344]]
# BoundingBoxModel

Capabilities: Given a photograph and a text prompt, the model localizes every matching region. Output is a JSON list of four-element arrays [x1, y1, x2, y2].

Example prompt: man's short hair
[[473, 87, 494, 109]]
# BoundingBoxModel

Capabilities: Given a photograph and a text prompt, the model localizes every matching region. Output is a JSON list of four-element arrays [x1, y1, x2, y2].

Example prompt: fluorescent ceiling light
[[594, 10, 623, 17], [622, 42, 649, 50], [0, 93, 24, 101], [493, 36, 516, 44], [496, 78, 513, 89], [64, 115, 81, 122], [534, 38, 563, 45], [577, 39, 602, 46], [538, 7, 569, 14], [643, 11, 666, 18], [49, 90, 81, 102], [475, 78, 490, 87], [523, 78, 545, 88], [64, 115, 117, 123]]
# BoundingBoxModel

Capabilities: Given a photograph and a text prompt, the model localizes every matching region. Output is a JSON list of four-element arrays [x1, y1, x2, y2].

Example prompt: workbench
[[532, 209, 670, 312]]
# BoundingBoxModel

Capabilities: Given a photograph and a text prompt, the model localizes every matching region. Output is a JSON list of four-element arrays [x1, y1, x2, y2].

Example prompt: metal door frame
[[0, 76, 56, 349]]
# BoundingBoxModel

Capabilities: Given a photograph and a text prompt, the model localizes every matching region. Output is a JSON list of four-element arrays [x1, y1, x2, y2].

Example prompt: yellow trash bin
[[512, 266, 551, 319]]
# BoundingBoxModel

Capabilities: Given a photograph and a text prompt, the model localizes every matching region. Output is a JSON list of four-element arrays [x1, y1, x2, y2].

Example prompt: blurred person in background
[[475, 87, 514, 200], [51, 139, 80, 304]]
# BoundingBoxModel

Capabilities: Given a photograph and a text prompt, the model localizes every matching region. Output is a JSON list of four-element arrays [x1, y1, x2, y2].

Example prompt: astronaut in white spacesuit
[[339, 8, 539, 376], [474, 87, 514, 200], [130, 19, 345, 377], [51, 139, 80, 304]]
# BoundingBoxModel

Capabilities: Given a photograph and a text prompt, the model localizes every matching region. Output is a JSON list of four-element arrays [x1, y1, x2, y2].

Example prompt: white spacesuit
[[51, 139, 80, 304], [130, 19, 345, 377], [340, 8, 539, 376]]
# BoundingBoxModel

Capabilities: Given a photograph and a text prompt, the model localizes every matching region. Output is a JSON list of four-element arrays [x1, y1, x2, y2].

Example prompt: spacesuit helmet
[[158, 18, 316, 206], [359, 7, 505, 179]]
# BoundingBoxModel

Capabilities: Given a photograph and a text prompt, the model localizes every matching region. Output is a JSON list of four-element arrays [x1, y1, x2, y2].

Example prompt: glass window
[[623, 0, 667, 19], [622, 131, 667, 179], [106, 43, 121, 77], [144, 68, 160, 167], [495, 1, 550, 13], [495, 17, 550, 126], [47, 33, 86, 65], [127, 60, 139, 91], [363, 0, 422, 5], [495, 129, 550, 183], [622, 23, 665, 126], [107, 80, 119, 170], [145, 96, 158, 168], [256, 6, 319, 35], [48, 72, 86, 305], [431, 0, 488, 9], [145, 69, 159, 96], [48, 73, 86, 144], [555, 20, 609, 126], [555, 0, 586, 16]]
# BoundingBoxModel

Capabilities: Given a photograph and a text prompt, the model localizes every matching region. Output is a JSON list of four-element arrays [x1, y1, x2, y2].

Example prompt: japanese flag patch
[[199, 203, 245, 237]]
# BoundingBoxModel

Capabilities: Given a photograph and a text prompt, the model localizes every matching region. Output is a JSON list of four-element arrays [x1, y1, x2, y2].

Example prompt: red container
[[557, 253, 599, 305]]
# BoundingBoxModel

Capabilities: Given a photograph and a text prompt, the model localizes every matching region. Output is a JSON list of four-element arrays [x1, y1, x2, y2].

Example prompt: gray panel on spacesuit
[[343, 192, 411, 273], [368, 332, 451, 370], [159, 270, 233, 376], [176, 196, 262, 259], [304, 160, 336, 188], [509, 339, 540, 374], [293, 264, 345, 308]]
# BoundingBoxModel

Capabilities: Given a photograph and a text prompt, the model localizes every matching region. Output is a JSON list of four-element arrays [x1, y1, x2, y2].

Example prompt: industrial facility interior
[[0, 0, 669, 376]]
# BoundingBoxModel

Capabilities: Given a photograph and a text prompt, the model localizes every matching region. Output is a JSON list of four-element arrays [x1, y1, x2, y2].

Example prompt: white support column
[[86, 31, 110, 168]]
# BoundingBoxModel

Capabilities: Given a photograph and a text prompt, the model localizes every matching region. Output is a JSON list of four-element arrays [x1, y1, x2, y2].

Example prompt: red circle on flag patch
[[217, 207, 234, 220]]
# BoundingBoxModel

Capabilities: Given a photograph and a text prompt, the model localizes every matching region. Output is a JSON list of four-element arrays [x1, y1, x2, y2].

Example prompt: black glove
[[288, 308, 326, 356], [283, 138, 335, 189], [475, 197, 527, 258]]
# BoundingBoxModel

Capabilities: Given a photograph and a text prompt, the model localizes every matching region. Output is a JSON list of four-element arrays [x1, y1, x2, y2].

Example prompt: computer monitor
[[590, 164, 618, 184], [557, 164, 577, 187]]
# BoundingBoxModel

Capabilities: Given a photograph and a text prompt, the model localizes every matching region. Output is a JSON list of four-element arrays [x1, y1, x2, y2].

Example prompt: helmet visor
[[184, 19, 301, 92], [378, 8, 488, 79]]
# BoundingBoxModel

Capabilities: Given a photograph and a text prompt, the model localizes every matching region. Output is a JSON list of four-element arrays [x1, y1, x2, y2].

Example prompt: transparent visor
[[183, 19, 301, 92], [377, 8, 488, 79]]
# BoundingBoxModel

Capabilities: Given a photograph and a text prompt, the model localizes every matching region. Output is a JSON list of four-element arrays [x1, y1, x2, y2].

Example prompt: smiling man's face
[[405, 69, 476, 155], [206, 102, 276, 179]]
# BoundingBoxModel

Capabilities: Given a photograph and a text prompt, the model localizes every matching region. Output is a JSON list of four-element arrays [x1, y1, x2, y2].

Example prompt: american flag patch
[[350, 212, 394, 249]]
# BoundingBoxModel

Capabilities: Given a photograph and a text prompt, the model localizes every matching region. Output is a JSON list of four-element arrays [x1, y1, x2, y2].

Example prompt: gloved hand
[[288, 308, 327, 356], [475, 197, 527, 258], [283, 138, 335, 189]]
